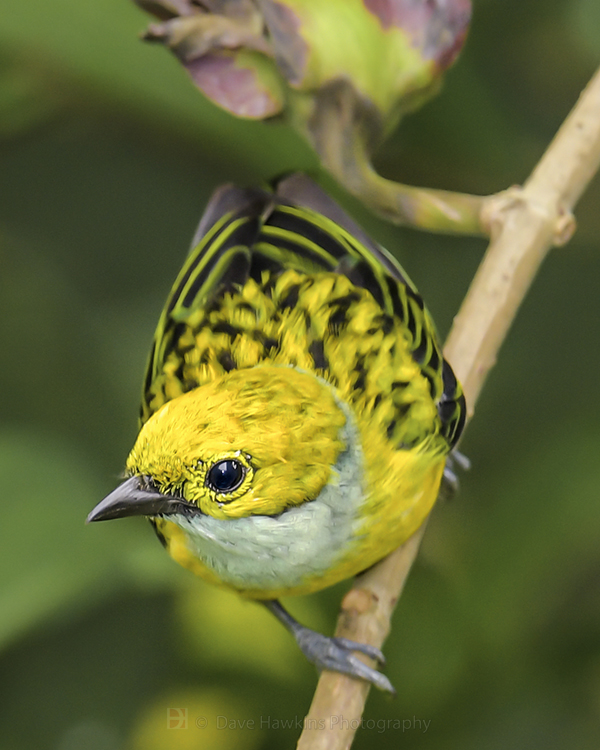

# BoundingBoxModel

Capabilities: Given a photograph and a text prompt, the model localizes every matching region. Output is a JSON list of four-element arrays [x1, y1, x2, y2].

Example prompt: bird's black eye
[[206, 459, 246, 494]]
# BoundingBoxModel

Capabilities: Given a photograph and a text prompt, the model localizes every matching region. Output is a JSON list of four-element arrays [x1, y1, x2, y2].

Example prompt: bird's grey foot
[[442, 449, 471, 495], [263, 600, 395, 694]]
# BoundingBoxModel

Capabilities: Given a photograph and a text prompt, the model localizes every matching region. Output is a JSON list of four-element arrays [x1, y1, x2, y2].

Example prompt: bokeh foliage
[[1, 1, 600, 748]]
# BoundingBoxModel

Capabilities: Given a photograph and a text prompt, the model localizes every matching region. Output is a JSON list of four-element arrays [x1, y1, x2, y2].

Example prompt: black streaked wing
[[140, 174, 466, 447], [275, 173, 418, 291], [270, 177, 466, 448], [188, 184, 267, 250], [141, 187, 272, 421]]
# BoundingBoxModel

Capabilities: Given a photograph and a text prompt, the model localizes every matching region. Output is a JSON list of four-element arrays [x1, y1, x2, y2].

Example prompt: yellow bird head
[[93, 365, 347, 522]]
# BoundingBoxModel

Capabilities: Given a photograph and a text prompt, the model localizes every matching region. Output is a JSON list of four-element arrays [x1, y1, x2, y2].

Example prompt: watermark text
[[167, 710, 430, 734]]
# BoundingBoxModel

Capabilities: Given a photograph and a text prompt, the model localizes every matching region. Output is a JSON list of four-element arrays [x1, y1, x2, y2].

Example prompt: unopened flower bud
[[135, 0, 483, 234]]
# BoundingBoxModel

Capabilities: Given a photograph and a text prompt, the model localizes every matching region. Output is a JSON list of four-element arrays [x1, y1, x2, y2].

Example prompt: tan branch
[[297, 65, 600, 750]]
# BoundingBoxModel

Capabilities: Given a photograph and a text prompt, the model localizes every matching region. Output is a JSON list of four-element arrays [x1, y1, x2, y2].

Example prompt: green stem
[[335, 133, 487, 235]]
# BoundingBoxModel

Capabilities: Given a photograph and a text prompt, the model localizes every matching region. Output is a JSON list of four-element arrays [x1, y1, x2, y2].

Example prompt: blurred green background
[[1, 1, 600, 748]]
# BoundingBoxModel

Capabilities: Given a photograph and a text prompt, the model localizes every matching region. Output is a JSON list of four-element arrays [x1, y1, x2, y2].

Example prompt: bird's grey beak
[[86, 475, 195, 523]]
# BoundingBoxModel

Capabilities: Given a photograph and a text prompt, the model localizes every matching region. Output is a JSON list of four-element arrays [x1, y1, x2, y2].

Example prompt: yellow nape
[[126, 365, 346, 519]]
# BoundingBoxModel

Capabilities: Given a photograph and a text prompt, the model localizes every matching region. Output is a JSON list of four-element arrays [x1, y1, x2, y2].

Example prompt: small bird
[[87, 174, 465, 692]]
